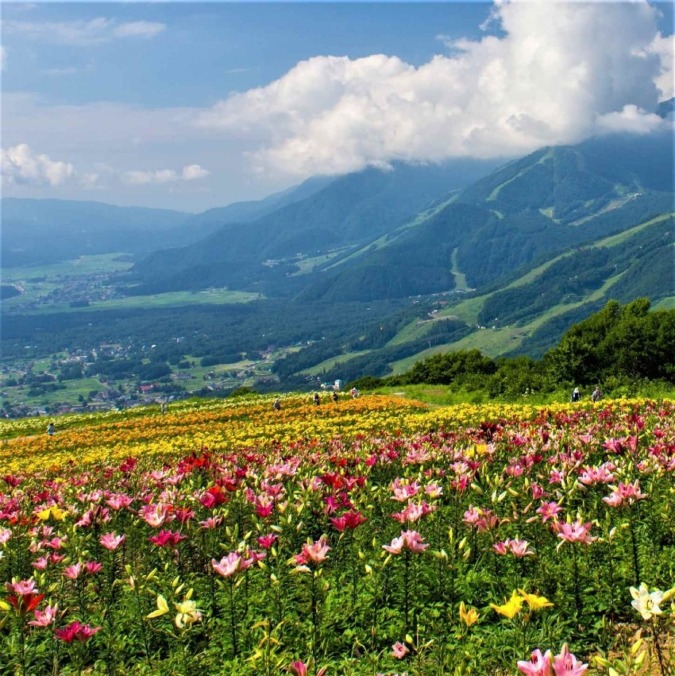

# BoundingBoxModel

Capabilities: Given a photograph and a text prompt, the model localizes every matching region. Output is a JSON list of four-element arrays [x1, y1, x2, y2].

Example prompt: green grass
[[77, 289, 259, 311], [590, 212, 674, 247], [323, 196, 457, 272], [1, 254, 133, 281], [653, 296, 675, 310], [290, 249, 350, 276], [450, 248, 469, 291], [1, 253, 260, 314], [300, 350, 372, 376], [5, 288, 260, 314]]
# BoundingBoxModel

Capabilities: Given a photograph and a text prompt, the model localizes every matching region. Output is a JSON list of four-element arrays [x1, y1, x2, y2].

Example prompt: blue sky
[[2, 2, 673, 212]]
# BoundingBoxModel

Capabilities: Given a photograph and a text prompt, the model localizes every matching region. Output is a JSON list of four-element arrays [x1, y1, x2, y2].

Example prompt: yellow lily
[[146, 595, 169, 619], [459, 601, 480, 627], [518, 589, 554, 611], [490, 591, 524, 619]]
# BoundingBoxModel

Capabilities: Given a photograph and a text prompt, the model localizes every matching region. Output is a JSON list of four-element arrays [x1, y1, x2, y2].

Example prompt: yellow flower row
[[0, 395, 668, 475]]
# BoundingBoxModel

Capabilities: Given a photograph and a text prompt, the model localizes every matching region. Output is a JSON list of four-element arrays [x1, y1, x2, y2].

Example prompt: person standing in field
[[273, 397, 281, 411], [571, 387, 581, 402], [47, 422, 55, 436]]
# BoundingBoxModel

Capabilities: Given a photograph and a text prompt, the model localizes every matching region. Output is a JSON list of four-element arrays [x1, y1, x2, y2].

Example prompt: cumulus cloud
[[181, 164, 210, 181], [122, 164, 209, 185], [2, 17, 166, 46], [196, 0, 671, 178], [1, 143, 75, 186], [647, 32, 674, 101], [597, 104, 664, 134]]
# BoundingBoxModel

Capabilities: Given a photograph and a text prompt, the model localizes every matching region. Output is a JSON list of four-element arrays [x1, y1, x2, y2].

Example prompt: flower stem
[[629, 519, 641, 587], [652, 623, 667, 676], [229, 578, 238, 657]]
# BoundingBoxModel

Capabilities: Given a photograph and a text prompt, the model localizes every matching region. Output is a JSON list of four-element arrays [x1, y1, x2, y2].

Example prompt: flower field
[[1, 395, 673, 674]]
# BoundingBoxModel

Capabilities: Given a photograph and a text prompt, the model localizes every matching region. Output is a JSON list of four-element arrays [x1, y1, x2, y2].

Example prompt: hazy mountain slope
[[300, 132, 673, 302], [129, 159, 500, 293], [1, 198, 192, 266], [183, 176, 335, 230], [0, 178, 334, 268]]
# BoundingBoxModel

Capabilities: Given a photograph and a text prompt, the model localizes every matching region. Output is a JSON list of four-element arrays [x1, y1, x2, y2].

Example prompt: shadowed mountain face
[[1, 198, 191, 267], [296, 131, 673, 302], [1, 130, 672, 384], [0, 177, 337, 268], [126, 159, 502, 295], [122, 131, 672, 304]]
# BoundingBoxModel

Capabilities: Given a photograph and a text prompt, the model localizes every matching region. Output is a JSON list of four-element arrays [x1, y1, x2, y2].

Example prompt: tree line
[[349, 299, 675, 397]]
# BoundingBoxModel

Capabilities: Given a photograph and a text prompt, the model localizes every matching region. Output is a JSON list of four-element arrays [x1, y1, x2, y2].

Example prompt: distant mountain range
[[2, 127, 673, 381], [0, 176, 334, 267], [124, 130, 672, 309]]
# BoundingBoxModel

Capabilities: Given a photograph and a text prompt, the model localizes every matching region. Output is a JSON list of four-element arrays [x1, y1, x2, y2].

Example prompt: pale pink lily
[[32, 557, 49, 571], [603, 480, 648, 507], [537, 501, 563, 523], [390, 478, 421, 501], [392, 641, 409, 659], [295, 536, 331, 565], [391, 501, 436, 524], [63, 563, 84, 580], [494, 538, 534, 557], [552, 644, 588, 675], [383, 530, 428, 555], [100, 532, 126, 551], [199, 516, 222, 529], [5, 579, 38, 596], [212, 552, 241, 578], [517, 648, 553, 676], [28, 605, 58, 627], [556, 520, 597, 546], [138, 503, 173, 528]]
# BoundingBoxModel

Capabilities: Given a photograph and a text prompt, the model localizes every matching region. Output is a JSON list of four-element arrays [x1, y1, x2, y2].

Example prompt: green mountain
[[127, 159, 500, 295], [0, 178, 333, 268], [1, 198, 191, 266], [301, 132, 672, 301], [2, 131, 672, 391], [264, 132, 673, 383]]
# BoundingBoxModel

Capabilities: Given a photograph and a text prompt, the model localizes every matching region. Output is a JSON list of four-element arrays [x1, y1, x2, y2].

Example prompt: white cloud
[[647, 32, 675, 101], [2, 17, 166, 46], [182, 164, 210, 181], [111, 21, 166, 40], [597, 104, 664, 134], [197, 0, 671, 178], [122, 164, 209, 185], [1, 143, 75, 186]]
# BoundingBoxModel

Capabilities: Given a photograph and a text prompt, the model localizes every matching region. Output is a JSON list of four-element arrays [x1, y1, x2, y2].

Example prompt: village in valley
[[0, 340, 306, 419]]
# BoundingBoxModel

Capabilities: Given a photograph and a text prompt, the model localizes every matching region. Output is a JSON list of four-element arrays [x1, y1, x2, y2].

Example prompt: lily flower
[[519, 590, 554, 611], [517, 648, 553, 676], [212, 552, 242, 578], [459, 601, 479, 627], [391, 641, 409, 658], [491, 591, 524, 619], [295, 536, 331, 565], [630, 583, 665, 620], [55, 621, 101, 643], [174, 598, 202, 629], [100, 532, 126, 551], [552, 644, 588, 675], [28, 605, 58, 627], [556, 520, 596, 546]]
